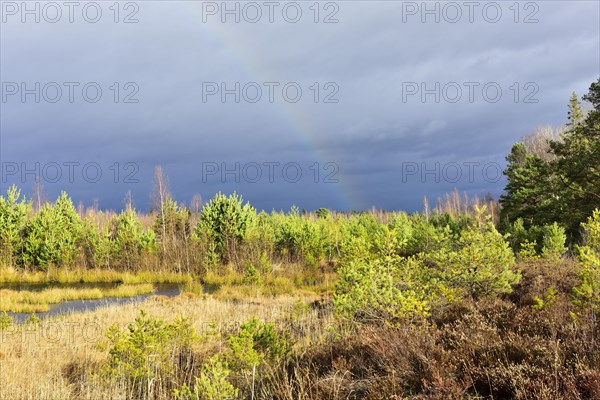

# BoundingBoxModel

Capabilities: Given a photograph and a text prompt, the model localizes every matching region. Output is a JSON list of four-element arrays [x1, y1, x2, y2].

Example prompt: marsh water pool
[[2, 283, 183, 322]]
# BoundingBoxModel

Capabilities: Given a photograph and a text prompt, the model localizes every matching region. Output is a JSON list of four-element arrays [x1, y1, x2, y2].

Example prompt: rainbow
[[192, 6, 362, 210]]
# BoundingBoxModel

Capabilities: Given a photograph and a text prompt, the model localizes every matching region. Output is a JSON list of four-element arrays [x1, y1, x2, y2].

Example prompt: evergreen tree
[[0, 186, 31, 267], [22, 192, 82, 269], [499, 143, 556, 226], [567, 91, 585, 128], [501, 79, 600, 238], [549, 80, 600, 235], [195, 192, 255, 264]]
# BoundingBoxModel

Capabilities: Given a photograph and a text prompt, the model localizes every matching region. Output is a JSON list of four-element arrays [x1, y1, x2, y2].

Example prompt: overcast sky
[[1, 0, 598, 212]]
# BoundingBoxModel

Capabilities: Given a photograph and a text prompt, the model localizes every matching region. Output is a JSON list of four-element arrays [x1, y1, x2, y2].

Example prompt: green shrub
[[22, 192, 82, 269], [242, 211, 276, 272], [518, 240, 540, 261], [196, 192, 255, 265], [228, 317, 290, 368], [80, 216, 113, 269], [0, 186, 31, 268], [174, 355, 238, 400], [404, 215, 452, 255], [334, 227, 445, 322], [25, 312, 41, 325], [0, 311, 14, 330], [504, 218, 544, 255], [532, 287, 558, 311], [334, 255, 433, 322], [243, 263, 262, 285], [428, 211, 473, 235], [112, 210, 156, 270], [541, 222, 567, 260], [572, 209, 600, 313], [430, 221, 520, 299], [273, 207, 330, 267], [315, 208, 329, 219], [104, 310, 196, 397], [153, 197, 191, 243], [226, 317, 291, 395], [274, 207, 305, 262]]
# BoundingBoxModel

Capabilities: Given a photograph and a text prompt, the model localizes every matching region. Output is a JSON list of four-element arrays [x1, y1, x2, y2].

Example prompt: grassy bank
[[0, 283, 156, 313], [0, 267, 336, 313], [194, 270, 337, 299], [0, 267, 192, 285]]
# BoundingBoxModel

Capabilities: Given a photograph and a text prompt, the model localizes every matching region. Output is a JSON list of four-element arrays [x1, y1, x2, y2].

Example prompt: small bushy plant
[[243, 263, 262, 285], [104, 310, 196, 397], [174, 355, 238, 400], [334, 227, 440, 322], [228, 317, 290, 367], [0, 186, 31, 267], [80, 216, 113, 269], [572, 210, 600, 313], [431, 221, 520, 299], [504, 218, 544, 255], [541, 222, 567, 260], [518, 240, 540, 260], [226, 317, 291, 395], [22, 192, 82, 269], [112, 210, 156, 270], [0, 310, 14, 330], [196, 192, 255, 265]]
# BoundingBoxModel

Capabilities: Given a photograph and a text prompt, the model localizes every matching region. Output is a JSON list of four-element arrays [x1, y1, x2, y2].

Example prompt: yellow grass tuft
[[0, 267, 192, 284], [0, 284, 155, 313]]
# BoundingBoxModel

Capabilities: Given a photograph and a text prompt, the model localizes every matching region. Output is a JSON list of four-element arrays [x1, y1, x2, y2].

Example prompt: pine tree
[[501, 79, 600, 238], [22, 192, 82, 269], [0, 186, 31, 267], [499, 143, 556, 227], [549, 80, 600, 235], [567, 91, 584, 127]]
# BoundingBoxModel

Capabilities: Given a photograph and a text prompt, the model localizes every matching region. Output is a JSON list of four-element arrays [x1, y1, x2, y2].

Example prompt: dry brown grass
[[0, 292, 327, 400]]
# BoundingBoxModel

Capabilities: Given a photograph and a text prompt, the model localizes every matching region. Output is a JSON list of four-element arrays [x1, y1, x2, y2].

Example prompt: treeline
[[0, 182, 499, 275], [0, 181, 576, 277]]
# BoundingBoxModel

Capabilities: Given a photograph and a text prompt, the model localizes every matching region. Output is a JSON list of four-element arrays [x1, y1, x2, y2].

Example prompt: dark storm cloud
[[1, 0, 598, 211]]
